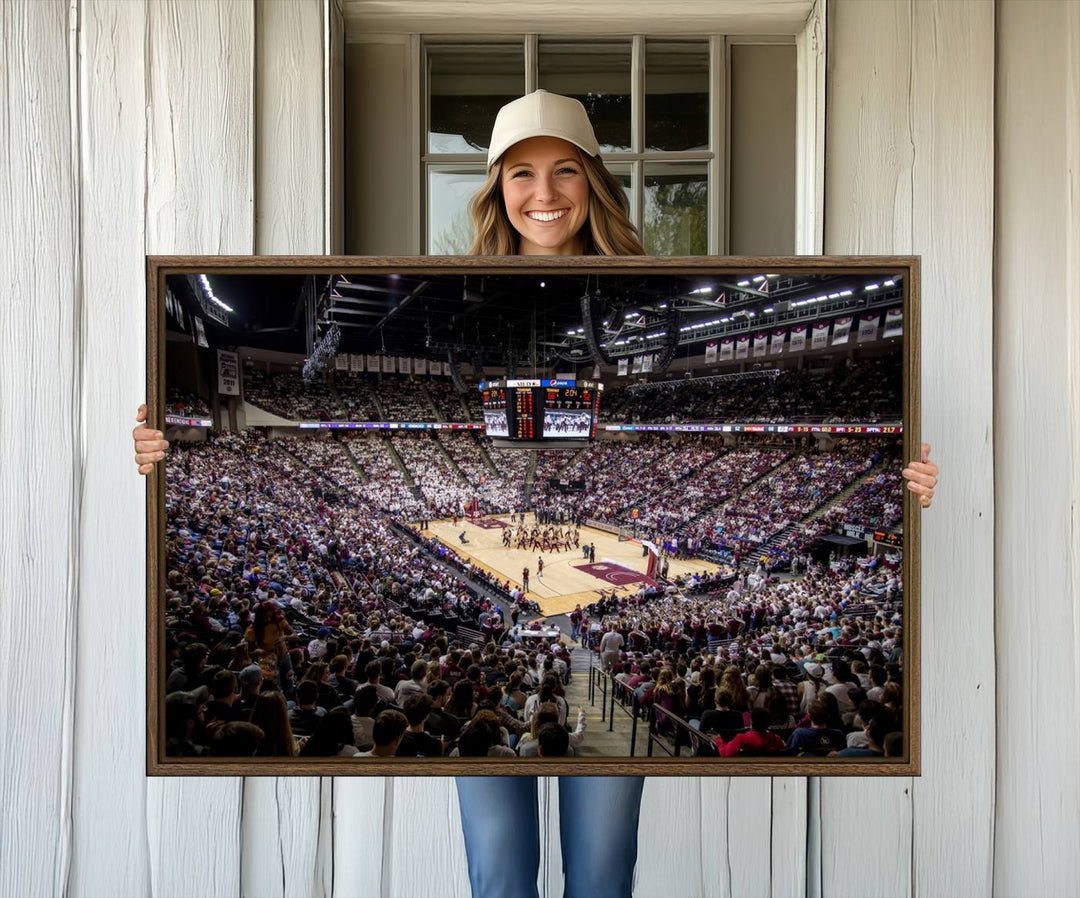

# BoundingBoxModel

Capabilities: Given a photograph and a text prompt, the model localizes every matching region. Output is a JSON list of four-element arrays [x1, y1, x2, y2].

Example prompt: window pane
[[428, 44, 524, 154], [643, 163, 707, 255], [604, 163, 634, 222], [645, 40, 709, 152], [428, 167, 487, 254], [538, 40, 632, 153]]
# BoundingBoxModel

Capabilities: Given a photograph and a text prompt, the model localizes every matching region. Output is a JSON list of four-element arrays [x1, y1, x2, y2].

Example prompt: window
[[424, 35, 786, 256]]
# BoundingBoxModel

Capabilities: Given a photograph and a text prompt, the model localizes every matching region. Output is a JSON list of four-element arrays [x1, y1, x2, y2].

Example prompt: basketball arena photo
[[158, 266, 910, 765]]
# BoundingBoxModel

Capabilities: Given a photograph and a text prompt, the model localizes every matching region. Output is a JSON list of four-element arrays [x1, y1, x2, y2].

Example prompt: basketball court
[[422, 512, 723, 616]]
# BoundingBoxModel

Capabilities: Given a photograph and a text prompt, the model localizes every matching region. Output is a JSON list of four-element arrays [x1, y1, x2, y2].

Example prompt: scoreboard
[[479, 378, 603, 444]]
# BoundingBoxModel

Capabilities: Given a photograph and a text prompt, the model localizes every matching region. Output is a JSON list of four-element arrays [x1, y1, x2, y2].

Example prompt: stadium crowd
[[600, 356, 902, 425], [166, 386, 212, 418], [583, 553, 905, 757], [162, 421, 906, 761]]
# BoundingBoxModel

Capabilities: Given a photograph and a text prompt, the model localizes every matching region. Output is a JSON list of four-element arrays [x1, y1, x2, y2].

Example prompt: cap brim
[[487, 131, 598, 169]]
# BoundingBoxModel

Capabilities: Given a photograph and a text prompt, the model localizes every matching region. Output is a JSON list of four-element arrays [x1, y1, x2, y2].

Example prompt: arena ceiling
[[167, 269, 904, 367]]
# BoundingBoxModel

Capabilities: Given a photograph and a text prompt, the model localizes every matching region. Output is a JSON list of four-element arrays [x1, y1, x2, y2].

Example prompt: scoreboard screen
[[542, 387, 593, 439], [481, 387, 509, 437], [479, 379, 603, 444]]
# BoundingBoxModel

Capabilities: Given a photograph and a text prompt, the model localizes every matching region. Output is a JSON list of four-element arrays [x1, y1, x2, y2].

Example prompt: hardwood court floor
[[423, 513, 722, 616]]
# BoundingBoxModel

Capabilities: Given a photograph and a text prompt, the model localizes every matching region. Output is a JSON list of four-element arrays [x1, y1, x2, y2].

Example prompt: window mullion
[[631, 34, 645, 232], [525, 34, 537, 93], [709, 34, 727, 256]]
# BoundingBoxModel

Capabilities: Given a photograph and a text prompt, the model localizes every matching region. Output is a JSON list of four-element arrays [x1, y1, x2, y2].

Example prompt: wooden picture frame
[[147, 255, 920, 777]]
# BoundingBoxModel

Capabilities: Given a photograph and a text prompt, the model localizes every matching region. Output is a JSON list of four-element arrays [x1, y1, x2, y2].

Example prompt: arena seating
[[163, 422, 905, 759]]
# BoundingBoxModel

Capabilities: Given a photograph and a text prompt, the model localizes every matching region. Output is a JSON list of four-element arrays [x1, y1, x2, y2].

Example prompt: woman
[[824, 658, 864, 728], [649, 668, 685, 732], [298, 706, 359, 758], [516, 701, 587, 758], [720, 664, 752, 713], [300, 662, 340, 712], [522, 671, 569, 729], [134, 89, 939, 898], [746, 665, 773, 711], [446, 679, 478, 720], [249, 690, 298, 757], [500, 670, 528, 715], [685, 665, 717, 719], [245, 599, 294, 690]]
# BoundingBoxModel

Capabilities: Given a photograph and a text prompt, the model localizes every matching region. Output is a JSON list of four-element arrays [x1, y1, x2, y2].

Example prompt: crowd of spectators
[[163, 429, 557, 757], [599, 356, 902, 425], [390, 433, 479, 518], [426, 379, 471, 421], [584, 554, 905, 758], [379, 375, 437, 421], [339, 433, 423, 516], [704, 446, 875, 550], [242, 369, 341, 421], [166, 386, 212, 418], [331, 373, 380, 421], [242, 368, 480, 423], [162, 424, 905, 760]]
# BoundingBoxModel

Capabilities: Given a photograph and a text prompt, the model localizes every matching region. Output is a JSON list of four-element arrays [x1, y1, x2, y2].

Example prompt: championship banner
[[632, 355, 643, 374], [770, 329, 785, 355], [217, 349, 239, 396], [753, 333, 768, 357], [618, 358, 629, 376], [365, 354, 380, 372], [350, 354, 364, 373], [335, 353, 349, 372], [858, 313, 880, 343], [399, 356, 411, 375], [720, 338, 734, 360], [414, 357, 428, 375], [832, 316, 852, 345], [592, 365, 601, 378], [811, 322, 830, 350], [705, 341, 718, 364], [789, 325, 807, 352], [736, 335, 750, 359], [193, 316, 208, 348], [434, 361, 446, 376], [382, 355, 396, 373], [642, 353, 653, 373], [883, 307, 903, 338]]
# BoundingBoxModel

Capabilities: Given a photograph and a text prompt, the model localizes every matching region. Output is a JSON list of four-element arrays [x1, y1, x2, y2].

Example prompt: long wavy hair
[[468, 150, 645, 256]]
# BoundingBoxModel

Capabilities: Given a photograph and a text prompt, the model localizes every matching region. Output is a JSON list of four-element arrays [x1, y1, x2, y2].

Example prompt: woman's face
[[499, 136, 590, 255]]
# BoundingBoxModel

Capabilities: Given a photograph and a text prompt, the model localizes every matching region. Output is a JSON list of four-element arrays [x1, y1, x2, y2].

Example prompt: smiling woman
[[467, 90, 644, 257], [500, 137, 591, 255]]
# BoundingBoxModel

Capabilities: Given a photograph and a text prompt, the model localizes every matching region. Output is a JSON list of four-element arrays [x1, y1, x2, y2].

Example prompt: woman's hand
[[902, 442, 938, 508], [133, 403, 169, 475]]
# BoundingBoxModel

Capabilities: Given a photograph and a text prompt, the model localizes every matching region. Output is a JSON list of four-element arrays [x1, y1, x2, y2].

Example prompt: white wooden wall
[[1, 1, 1077, 896]]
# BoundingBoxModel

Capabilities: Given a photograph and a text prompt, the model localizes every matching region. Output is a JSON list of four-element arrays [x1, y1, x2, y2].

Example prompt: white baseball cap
[[486, 90, 601, 169]]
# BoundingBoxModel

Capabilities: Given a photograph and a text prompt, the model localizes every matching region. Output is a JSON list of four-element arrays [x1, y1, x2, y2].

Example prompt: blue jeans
[[455, 775, 646, 898]]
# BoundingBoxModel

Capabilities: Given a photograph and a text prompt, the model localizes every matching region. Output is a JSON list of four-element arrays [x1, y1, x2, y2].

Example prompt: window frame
[[413, 3, 825, 257]]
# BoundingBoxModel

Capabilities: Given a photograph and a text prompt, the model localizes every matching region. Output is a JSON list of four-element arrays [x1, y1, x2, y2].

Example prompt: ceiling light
[[865, 284, 880, 291], [884, 279, 895, 286], [198, 274, 233, 313], [737, 280, 750, 287]]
